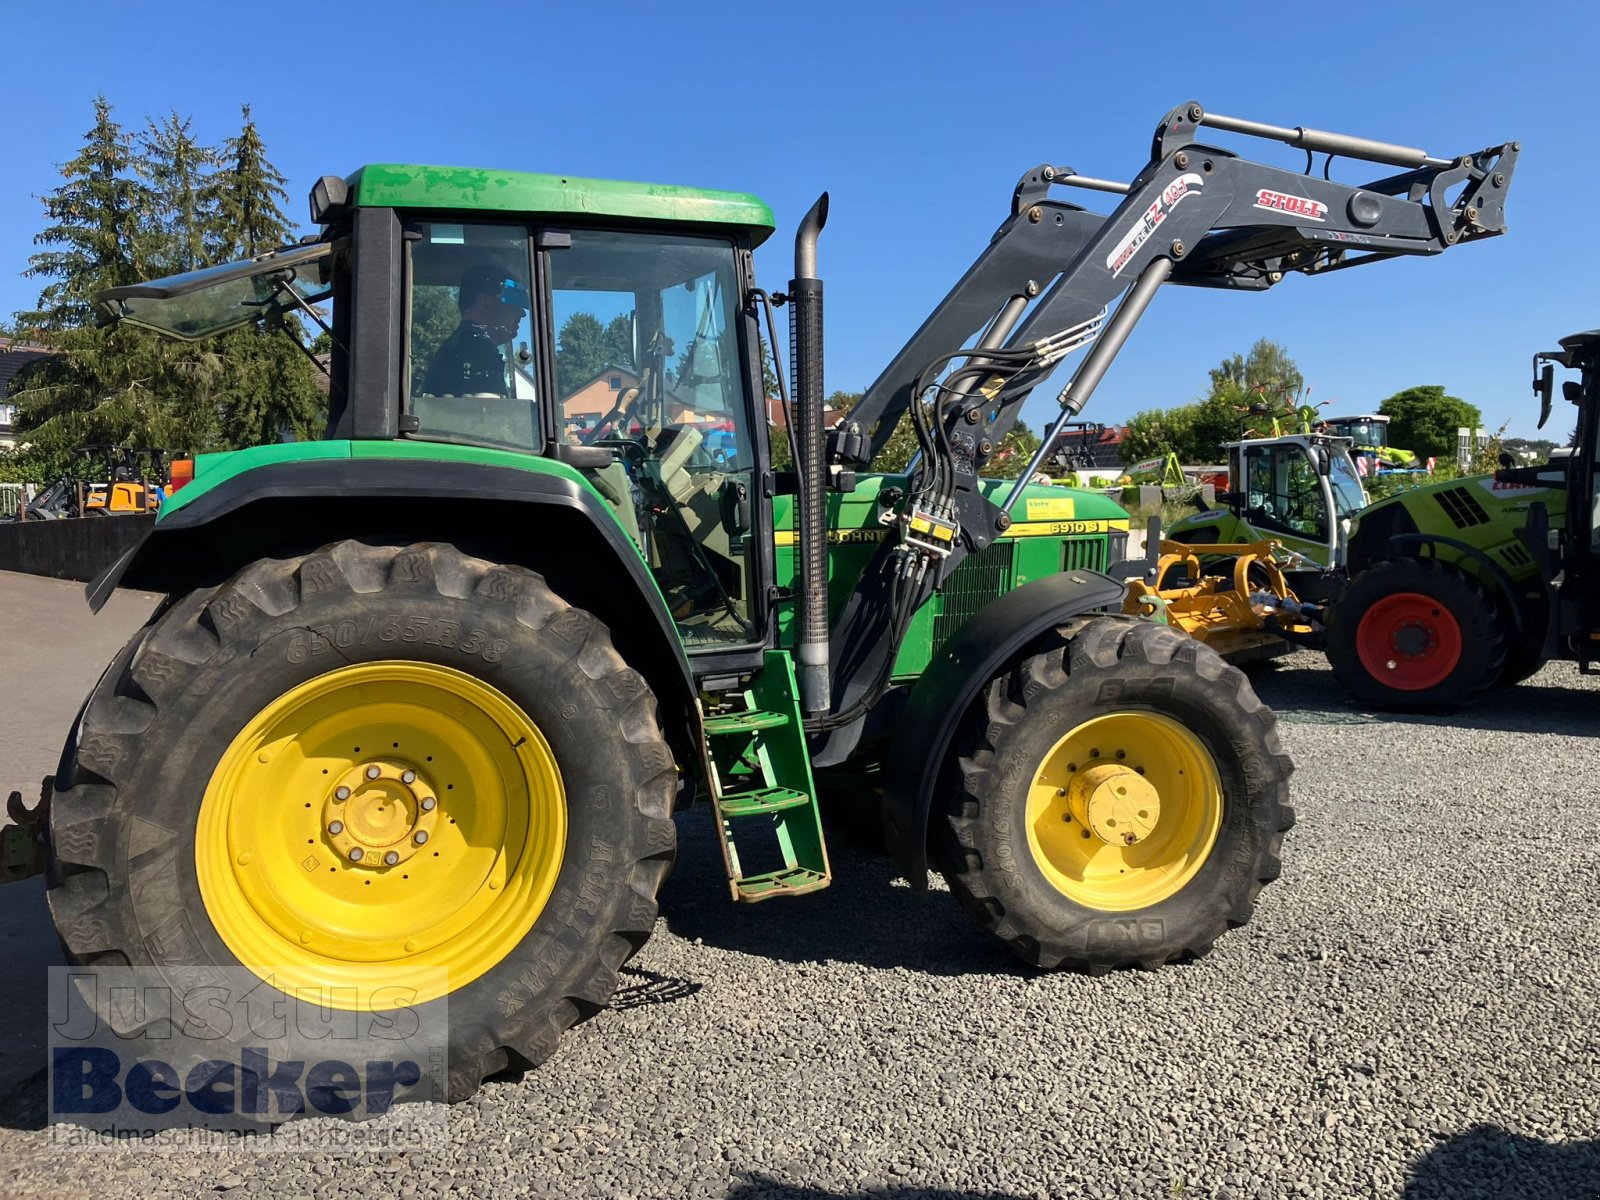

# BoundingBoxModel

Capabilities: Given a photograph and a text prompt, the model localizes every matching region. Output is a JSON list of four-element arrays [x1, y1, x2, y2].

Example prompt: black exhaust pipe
[[790, 193, 829, 715]]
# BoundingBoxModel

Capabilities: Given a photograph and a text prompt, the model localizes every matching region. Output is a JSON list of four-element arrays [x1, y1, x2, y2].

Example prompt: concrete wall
[[0, 515, 153, 583]]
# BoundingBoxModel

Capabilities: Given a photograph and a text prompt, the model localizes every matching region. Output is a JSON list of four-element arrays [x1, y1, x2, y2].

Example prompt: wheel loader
[[9, 103, 1516, 1107]]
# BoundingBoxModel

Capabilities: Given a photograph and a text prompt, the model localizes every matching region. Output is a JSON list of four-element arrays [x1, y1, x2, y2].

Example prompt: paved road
[[0, 568, 1596, 1199]]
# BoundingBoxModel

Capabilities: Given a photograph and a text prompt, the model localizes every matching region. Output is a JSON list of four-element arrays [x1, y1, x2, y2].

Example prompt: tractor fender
[[1381, 532, 1528, 635], [880, 569, 1128, 888], [86, 456, 701, 771]]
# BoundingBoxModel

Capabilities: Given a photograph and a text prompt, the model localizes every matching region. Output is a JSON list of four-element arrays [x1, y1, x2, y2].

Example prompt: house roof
[[0, 338, 55, 399]]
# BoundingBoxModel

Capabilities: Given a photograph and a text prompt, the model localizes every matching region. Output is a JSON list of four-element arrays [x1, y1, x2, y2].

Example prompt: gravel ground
[[2, 570, 1599, 1199]]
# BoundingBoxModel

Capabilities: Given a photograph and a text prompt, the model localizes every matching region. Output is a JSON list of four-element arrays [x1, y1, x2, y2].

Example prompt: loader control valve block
[[1063, 762, 1161, 847], [322, 760, 441, 869]]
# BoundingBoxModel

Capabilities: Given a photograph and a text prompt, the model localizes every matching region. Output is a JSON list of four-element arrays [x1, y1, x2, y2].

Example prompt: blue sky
[[2, 1, 1594, 439]]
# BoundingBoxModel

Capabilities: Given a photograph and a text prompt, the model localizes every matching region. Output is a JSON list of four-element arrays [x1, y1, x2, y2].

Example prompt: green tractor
[[17, 104, 1516, 1104], [1323, 333, 1599, 709]]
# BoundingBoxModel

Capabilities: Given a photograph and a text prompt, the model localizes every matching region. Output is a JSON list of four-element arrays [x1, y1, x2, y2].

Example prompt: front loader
[[16, 104, 1514, 1106]]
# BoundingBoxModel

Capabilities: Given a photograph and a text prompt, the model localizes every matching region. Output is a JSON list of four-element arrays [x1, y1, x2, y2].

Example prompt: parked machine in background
[[1325, 331, 1599, 708], [1166, 432, 1367, 599]]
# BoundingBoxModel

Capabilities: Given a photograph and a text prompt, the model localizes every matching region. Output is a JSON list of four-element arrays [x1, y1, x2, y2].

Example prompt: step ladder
[[703, 651, 830, 902]]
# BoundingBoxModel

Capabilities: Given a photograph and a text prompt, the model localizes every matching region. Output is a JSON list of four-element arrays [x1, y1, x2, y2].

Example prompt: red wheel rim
[[1354, 591, 1463, 691]]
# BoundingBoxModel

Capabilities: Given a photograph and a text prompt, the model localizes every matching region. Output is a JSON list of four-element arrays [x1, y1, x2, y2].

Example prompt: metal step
[[733, 866, 831, 901], [716, 785, 812, 819], [704, 710, 791, 735]]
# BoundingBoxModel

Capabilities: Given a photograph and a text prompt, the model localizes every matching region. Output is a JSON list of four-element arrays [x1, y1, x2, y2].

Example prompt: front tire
[[937, 616, 1294, 972], [48, 540, 678, 1103], [1326, 557, 1506, 711]]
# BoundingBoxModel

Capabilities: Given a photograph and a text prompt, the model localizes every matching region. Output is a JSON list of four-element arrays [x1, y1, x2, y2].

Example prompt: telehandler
[[14, 103, 1514, 1102]]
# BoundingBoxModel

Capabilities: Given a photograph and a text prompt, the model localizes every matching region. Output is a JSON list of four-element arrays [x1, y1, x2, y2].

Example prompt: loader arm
[[837, 100, 1517, 559]]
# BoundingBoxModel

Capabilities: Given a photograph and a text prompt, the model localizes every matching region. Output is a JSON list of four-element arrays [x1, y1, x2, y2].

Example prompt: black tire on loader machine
[[937, 616, 1294, 972], [48, 540, 677, 1104], [1325, 556, 1506, 711]]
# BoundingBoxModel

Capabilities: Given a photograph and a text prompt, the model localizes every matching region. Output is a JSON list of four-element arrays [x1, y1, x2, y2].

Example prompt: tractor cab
[[98, 170, 775, 656], [1168, 433, 1367, 571]]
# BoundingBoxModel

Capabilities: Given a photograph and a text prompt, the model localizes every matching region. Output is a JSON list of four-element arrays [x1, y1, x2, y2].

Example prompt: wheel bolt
[[328, 820, 344, 835], [420, 796, 437, 812], [413, 831, 429, 846], [401, 769, 417, 785], [384, 851, 400, 866], [348, 847, 364, 862], [366, 765, 381, 780], [334, 786, 350, 801]]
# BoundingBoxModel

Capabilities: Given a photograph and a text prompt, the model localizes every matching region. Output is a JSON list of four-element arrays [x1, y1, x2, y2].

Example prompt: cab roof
[[348, 164, 775, 245]]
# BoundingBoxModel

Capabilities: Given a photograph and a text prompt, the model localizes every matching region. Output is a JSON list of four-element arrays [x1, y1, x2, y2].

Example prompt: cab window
[[1244, 445, 1327, 541], [550, 230, 756, 647], [404, 221, 539, 451]]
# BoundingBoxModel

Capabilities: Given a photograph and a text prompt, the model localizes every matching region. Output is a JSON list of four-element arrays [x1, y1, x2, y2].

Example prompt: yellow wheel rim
[[1025, 711, 1221, 911], [195, 661, 565, 1008]]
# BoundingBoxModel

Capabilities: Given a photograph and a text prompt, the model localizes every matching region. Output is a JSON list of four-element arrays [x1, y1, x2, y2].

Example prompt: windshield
[[1327, 447, 1368, 517], [1332, 418, 1387, 449], [95, 242, 334, 341]]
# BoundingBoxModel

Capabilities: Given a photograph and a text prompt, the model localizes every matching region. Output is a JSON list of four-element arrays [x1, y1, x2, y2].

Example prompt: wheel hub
[[1066, 762, 1161, 846], [322, 760, 440, 868], [1391, 620, 1434, 659]]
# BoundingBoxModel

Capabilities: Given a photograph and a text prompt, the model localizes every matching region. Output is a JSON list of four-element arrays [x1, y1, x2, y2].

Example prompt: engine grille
[[1063, 536, 1108, 573], [933, 542, 1014, 647], [1434, 486, 1490, 529]]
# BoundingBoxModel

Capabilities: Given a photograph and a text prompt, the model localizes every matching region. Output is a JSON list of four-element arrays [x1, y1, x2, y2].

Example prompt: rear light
[[169, 457, 195, 494]]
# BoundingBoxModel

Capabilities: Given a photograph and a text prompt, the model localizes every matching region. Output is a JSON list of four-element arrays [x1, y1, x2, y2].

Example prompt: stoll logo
[[48, 966, 448, 1150], [1253, 189, 1328, 221]]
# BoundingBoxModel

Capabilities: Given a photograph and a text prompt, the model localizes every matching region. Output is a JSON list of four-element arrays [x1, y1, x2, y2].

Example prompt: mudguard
[[87, 456, 699, 763], [880, 569, 1128, 888]]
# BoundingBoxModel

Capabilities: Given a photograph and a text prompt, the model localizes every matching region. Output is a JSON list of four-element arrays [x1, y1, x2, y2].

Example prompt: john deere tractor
[[18, 104, 1515, 1103]]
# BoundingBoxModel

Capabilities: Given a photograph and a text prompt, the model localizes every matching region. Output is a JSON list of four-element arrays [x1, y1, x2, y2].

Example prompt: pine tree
[[19, 96, 146, 331], [140, 111, 218, 275], [209, 104, 291, 259]]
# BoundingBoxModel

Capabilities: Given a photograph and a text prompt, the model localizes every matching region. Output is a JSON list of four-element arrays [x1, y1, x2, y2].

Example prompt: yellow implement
[[1123, 540, 1320, 663]]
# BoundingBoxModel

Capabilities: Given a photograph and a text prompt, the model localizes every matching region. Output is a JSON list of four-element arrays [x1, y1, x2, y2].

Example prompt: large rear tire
[[1326, 557, 1506, 711], [48, 540, 677, 1103], [936, 616, 1294, 972]]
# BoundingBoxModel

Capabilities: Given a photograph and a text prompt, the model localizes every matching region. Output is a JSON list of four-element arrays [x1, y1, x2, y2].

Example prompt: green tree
[[209, 104, 291, 259], [602, 312, 635, 371], [1122, 405, 1196, 464], [979, 418, 1041, 478], [555, 312, 608, 397], [140, 111, 216, 275], [18, 96, 147, 331], [10, 99, 324, 476], [1209, 338, 1303, 399], [1379, 385, 1483, 461]]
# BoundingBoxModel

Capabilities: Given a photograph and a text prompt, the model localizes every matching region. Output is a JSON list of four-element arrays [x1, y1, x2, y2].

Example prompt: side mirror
[[1534, 360, 1554, 430], [1309, 446, 1331, 476]]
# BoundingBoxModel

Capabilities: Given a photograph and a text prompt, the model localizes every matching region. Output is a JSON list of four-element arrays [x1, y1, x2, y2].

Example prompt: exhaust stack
[[790, 193, 830, 715]]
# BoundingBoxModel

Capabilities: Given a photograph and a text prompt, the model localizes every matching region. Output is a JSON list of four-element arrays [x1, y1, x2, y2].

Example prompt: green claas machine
[[1167, 431, 1370, 598], [14, 104, 1516, 1103], [1324, 332, 1600, 709]]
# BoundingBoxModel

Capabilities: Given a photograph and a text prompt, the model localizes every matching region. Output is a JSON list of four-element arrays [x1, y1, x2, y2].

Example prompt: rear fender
[[89, 456, 702, 772], [880, 569, 1127, 887]]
